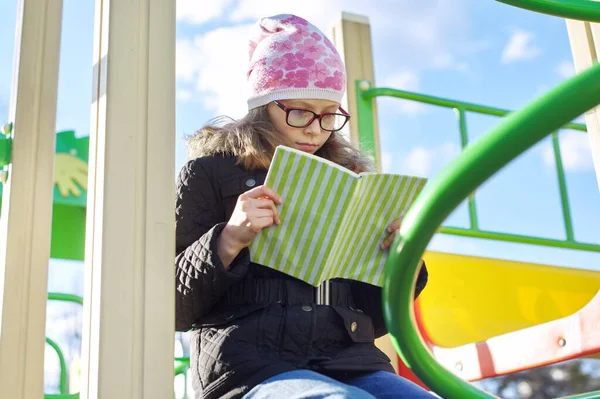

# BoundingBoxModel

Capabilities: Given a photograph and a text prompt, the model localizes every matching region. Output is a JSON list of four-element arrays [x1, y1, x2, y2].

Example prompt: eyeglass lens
[[287, 109, 347, 131]]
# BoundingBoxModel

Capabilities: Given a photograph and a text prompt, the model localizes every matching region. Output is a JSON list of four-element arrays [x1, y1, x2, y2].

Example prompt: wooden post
[[565, 18, 600, 190], [330, 12, 382, 171], [79, 0, 176, 397], [0, 0, 63, 397]]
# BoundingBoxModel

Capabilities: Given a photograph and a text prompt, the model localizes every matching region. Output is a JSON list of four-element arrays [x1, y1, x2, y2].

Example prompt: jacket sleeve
[[175, 158, 251, 332], [352, 261, 428, 339]]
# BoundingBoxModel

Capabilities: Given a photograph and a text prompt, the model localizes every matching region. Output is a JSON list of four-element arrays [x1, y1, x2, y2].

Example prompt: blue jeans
[[243, 369, 438, 398]]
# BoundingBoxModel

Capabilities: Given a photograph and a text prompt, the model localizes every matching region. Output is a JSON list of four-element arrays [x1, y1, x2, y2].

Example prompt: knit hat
[[247, 14, 347, 110]]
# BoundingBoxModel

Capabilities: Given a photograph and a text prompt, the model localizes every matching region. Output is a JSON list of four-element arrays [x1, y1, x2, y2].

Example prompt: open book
[[249, 146, 427, 287]]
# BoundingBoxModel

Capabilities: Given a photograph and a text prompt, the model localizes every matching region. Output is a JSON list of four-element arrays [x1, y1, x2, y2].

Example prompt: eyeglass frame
[[273, 100, 351, 132]]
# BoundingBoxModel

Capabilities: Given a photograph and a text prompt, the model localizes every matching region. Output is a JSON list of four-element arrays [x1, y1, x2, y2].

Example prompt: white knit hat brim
[[248, 87, 345, 110]]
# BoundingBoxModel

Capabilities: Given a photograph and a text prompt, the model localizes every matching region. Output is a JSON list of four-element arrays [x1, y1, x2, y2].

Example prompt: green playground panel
[[0, 131, 88, 261]]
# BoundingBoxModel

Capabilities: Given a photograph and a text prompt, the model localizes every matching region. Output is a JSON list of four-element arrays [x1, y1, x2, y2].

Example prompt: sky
[[1, 0, 600, 393]]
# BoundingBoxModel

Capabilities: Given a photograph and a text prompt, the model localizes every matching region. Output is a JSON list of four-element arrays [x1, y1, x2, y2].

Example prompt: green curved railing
[[497, 0, 600, 22], [48, 292, 84, 306], [46, 337, 69, 395], [381, 1, 600, 398], [44, 293, 84, 399]]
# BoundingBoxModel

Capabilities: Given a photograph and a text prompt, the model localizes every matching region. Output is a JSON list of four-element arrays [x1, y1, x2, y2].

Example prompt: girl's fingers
[[252, 198, 280, 224], [251, 215, 275, 231], [386, 215, 403, 233], [381, 230, 398, 250], [243, 185, 282, 204]]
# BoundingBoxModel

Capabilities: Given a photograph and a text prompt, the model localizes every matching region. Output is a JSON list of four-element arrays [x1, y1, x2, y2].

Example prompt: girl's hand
[[381, 216, 403, 251], [218, 185, 282, 268]]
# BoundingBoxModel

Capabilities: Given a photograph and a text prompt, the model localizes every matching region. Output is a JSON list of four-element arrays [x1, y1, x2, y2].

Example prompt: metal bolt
[[455, 361, 463, 372], [558, 338, 566, 347], [2, 122, 12, 136], [359, 80, 370, 91]]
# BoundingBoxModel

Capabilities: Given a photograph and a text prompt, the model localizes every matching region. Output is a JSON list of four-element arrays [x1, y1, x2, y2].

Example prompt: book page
[[249, 146, 357, 286], [323, 173, 427, 286]]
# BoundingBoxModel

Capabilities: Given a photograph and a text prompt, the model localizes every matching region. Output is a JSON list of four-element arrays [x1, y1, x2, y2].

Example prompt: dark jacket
[[175, 154, 428, 399]]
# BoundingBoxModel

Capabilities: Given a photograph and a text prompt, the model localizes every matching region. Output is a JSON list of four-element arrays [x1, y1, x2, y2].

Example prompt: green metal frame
[[356, 81, 600, 253], [370, 1, 600, 397]]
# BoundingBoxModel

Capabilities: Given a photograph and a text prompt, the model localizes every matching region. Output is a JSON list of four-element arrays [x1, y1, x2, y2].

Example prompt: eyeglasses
[[273, 100, 350, 132]]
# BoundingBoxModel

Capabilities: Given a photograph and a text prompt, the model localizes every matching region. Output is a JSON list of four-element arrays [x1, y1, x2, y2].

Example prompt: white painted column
[[79, 0, 176, 397], [0, 0, 63, 397], [566, 18, 600, 190]]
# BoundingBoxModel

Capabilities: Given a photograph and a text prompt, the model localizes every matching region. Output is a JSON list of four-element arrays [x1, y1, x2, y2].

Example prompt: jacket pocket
[[331, 306, 375, 343], [220, 174, 264, 220], [192, 303, 268, 329]]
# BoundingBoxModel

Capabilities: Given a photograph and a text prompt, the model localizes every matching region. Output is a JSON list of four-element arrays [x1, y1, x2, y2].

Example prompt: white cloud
[[176, 39, 202, 82], [176, 24, 254, 117], [501, 30, 541, 64], [176, 0, 234, 24], [555, 60, 575, 78], [542, 130, 594, 172], [381, 71, 427, 116], [382, 142, 460, 177], [403, 142, 460, 177]]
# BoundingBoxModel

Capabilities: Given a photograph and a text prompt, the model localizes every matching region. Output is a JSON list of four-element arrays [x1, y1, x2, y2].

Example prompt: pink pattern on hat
[[247, 14, 347, 110]]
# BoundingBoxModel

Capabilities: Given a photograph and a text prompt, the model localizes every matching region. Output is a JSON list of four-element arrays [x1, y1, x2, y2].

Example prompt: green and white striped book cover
[[249, 145, 427, 287]]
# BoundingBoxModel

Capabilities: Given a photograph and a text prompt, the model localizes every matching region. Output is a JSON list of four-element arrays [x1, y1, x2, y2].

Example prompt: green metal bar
[[355, 80, 379, 166], [0, 122, 12, 181], [439, 226, 600, 252], [563, 391, 600, 399], [551, 131, 576, 241], [456, 107, 479, 230], [359, 86, 588, 132], [48, 292, 84, 305], [0, 136, 10, 168], [496, 0, 600, 22], [174, 356, 190, 376], [45, 337, 69, 395], [382, 62, 600, 399], [44, 394, 79, 399]]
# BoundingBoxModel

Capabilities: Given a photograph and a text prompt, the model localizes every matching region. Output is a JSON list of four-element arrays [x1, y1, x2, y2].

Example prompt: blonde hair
[[186, 105, 374, 173]]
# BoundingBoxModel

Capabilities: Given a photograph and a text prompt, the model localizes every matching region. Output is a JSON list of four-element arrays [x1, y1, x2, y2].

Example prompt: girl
[[175, 14, 432, 399]]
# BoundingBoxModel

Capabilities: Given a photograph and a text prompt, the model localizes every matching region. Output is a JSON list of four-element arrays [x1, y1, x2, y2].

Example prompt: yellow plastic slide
[[418, 251, 600, 348]]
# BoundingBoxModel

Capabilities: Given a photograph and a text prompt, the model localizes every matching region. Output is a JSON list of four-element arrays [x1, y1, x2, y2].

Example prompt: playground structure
[[0, 1, 600, 399]]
